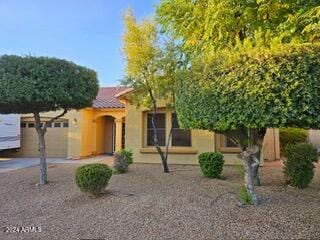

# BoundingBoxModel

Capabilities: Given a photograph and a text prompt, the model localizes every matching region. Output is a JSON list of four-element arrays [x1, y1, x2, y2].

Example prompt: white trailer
[[0, 114, 21, 150]]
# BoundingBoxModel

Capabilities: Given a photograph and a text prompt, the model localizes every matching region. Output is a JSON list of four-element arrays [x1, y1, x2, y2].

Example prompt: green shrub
[[119, 149, 133, 165], [238, 185, 253, 205], [280, 128, 308, 156], [75, 163, 112, 195], [113, 149, 134, 174], [284, 143, 318, 188], [198, 152, 224, 178]]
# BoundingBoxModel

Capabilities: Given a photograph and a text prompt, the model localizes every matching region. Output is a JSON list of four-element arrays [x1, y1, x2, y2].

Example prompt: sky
[[0, 0, 158, 86]]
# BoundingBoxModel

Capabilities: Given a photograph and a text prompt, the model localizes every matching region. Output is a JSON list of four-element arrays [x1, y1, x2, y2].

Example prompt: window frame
[[171, 113, 192, 147], [216, 134, 241, 153], [144, 110, 193, 148], [146, 112, 166, 147]]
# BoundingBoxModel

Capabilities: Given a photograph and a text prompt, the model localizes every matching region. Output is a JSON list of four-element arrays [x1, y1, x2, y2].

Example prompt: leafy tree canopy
[[156, 0, 320, 204], [0, 55, 99, 114], [176, 43, 320, 132], [157, 0, 320, 57], [122, 10, 179, 108]]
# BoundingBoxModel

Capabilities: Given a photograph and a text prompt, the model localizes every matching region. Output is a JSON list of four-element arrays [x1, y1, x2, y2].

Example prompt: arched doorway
[[95, 116, 115, 155]]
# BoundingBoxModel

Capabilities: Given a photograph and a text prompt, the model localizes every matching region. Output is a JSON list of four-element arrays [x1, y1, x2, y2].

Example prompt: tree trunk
[[34, 113, 48, 185], [233, 128, 266, 205], [161, 152, 169, 173], [239, 149, 259, 205], [252, 152, 261, 186], [251, 129, 265, 186], [38, 131, 47, 185], [151, 108, 169, 173]]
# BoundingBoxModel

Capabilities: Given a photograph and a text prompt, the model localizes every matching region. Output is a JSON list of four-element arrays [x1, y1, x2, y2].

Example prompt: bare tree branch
[[43, 108, 68, 133]]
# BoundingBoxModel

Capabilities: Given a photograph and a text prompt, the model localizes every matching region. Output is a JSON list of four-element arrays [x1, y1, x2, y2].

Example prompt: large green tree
[[0, 55, 99, 185], [177, 43, 320, 204], [122, 10, 180, 173], [157, 0, 320, 204]]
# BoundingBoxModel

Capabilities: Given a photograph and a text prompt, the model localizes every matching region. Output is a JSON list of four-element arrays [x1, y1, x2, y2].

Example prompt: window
[[225, 136, 239, 148], [147, 113, 166, 146], [54, 122, 61, 128], [172, 113, 191, 147], [46, 122, 52, 128], [21, 122, 26, 128], [217, 134, 241, 153], [28, 123, 35, 128], [63, 122, 69, 128]]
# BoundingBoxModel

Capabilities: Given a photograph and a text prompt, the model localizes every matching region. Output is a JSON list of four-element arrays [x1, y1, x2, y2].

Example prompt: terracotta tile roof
[[92, 87, 131, 109]]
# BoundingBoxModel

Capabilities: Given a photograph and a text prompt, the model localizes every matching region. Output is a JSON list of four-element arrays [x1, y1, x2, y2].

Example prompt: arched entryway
[[95, 116, 115, 155], [94, 115, 125, 155]]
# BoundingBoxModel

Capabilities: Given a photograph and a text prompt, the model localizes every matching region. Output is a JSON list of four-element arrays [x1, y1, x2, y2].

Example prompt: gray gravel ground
[[0, 161, 319, 240]]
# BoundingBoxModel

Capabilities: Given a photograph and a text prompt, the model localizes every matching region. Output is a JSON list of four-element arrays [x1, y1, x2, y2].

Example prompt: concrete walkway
[[0, 155, 114, 173]]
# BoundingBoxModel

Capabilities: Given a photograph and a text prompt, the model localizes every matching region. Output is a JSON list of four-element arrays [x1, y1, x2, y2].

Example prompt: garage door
[[16, 120, 68, 158]]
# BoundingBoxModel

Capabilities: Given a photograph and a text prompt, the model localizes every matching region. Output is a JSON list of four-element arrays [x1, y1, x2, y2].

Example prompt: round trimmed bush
[[284, 143, 318, 188], [75, 163, 112, 195], [198, 152, 224, 178]]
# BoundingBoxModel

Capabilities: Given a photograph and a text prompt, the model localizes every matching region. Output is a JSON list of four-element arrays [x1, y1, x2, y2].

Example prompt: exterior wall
[[79, 108, 125, 158], [0, 110, 82, 158], [125, 102, 216, 164], [125, 102, 281, 165], [2, 122, 68, 158], [80, 109, 95, 157], [308, 129, 320, 149], [0, 108, 125, 159], [67, 110, 84, 159], [262, 128, 280, 160], [126, 103, 219, 164]]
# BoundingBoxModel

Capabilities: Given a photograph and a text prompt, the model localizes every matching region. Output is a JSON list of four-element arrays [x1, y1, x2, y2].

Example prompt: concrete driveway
[[0, 155, 114, 173]]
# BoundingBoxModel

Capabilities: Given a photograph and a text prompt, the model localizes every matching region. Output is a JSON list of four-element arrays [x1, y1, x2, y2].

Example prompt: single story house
[[2, 87, 282, 164]]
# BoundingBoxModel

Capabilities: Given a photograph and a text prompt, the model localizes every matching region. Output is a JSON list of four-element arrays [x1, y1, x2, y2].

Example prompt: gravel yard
[[0, 161, 319, 240]]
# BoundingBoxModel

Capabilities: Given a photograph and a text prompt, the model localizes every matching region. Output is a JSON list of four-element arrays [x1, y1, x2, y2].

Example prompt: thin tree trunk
[[34, 112, 47, 185], [251, 129, 265, 186], [164, 126, 173, 163], [242, 150, 259, 205], [151, 110, 169, 173], [237, 129, 263, 205], [147, 86, 170, 173], [252, 151, 261, 186]]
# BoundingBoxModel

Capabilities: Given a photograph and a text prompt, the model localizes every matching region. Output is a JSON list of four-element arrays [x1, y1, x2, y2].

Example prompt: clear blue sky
[[0, 0, 158, 86]]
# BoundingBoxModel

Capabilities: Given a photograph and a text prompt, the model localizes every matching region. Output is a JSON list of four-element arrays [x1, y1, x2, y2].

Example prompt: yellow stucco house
[[3, 87, 281, 164]]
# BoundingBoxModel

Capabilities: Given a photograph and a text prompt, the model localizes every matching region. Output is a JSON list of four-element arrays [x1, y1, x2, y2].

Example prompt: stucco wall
[[0, 110, 83, 159], [125, 103, 236, 165], [125, 102, 280, 165], [1, 124, 68, 158], [80, 109, 94, 157], [79, 108, 125, 158], [308, 129, 320, 149]]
